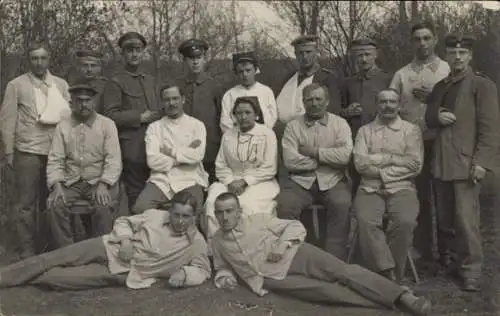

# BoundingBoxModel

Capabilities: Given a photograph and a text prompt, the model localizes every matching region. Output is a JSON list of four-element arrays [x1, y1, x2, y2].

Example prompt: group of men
[[0, 19, 498, 315]]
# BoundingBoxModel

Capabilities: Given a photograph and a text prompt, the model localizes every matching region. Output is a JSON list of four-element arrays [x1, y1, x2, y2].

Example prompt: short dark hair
[[232, 96, 264, 125], [167, 191, 199, 214], [302, 83, 329, 101], [27, 41, 51, 56], [214, 192, 240, 207], [159, 81, 184, 97], [375, 88, 400, 102], [411, 21, 436, 36]]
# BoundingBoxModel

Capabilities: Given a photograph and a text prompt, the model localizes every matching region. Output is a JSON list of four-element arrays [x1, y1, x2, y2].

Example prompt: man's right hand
[[438, 111, 456, 126], [47, 183, 67, 209], [216, 275, 238, 289], [5, 153, 13, 168], [117, 239, 134, 262], [140, 110, 161, 123]]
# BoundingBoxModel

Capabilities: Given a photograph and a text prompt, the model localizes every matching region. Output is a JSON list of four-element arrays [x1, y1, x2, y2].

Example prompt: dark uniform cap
[[291, 35, 319, 47], [69, 83, 98, 96], [75, 49, 103, 59], [178, 39, 209, 58], [444, 34, 475, 49], [118, 32, 147, 48], [351, 37, 377, 49], [232, 51, 258, 65]]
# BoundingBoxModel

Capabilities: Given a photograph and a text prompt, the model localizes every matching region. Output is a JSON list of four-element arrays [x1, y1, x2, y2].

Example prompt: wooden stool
[[300, 204, 327, 249], [69, 200, 96, 241], [347, 217, 420, 284]]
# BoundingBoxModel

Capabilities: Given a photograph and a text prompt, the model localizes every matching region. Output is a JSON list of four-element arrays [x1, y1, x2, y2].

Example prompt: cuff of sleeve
[[99, 178, 116, 187], [379, 168, 390, 184], [221, 177, 236, 186], [47, 179, 63, 190], [243, 175, 258, 186]]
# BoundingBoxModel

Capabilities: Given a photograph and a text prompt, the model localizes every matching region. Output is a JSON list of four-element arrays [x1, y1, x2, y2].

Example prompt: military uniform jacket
[[103, 70, 159, 163], [340, 67, 392, 137], [278, 66, 342, 117], [426, 68, 499, 180], [176, 72, 223, 164]]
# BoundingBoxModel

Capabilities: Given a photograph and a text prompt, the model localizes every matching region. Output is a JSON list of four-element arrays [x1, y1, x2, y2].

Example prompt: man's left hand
[[471, 165, 486, 183], [412, 87, 432, 102], [267, 242, 288, 263], [93, 183, 111, 206], [168, 269, 186, 288], [299, 144, 318, 159], [227, 179, 248, 196]]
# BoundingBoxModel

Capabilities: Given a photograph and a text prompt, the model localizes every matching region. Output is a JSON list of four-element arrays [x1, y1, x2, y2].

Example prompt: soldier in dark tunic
[[426, 34, 499, 292], [340, 38, 392, 192], [102, 32, 161, 213], [176, 39, 223, 184], [67, 50, 108, 114]]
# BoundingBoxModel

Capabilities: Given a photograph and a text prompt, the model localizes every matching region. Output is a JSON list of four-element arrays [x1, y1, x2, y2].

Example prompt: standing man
[[103, 32, 161, 212], [426, 34, 499, 291], [353, 89, 423, 282], [276, 35, 341, 125], [68, 50, 108, 114], [46, 82, 122, 248], [132, 82, 208, 214], [278, 83, 352, 260], [220, 51, 277, 133], [340, 38, 393, 192], [390, 22, 450, 262], [0, 42, 70, 258], [176, 39, 223, 184]]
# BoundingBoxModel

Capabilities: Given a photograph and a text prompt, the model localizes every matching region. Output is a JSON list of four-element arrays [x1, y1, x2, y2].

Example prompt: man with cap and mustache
[[68, 49, 108, 114], [176, 39, 224, 185], [353, 88, 423, 283], [46, 81, 122, 248], [220, 51, 277, 133], [103, 32, 161, 212], [340, 37, 393, 193], [426, 34, 499, 292]]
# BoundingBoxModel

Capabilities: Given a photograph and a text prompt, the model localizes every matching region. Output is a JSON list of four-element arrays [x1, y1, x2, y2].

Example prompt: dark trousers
[[278, 180, 352, 260], [434, 179, 482, 279], [0, 237, 126, 290], [132, 182, 204, 214], [13, 150, 49, 257], [203, 162, 216, 185], [413, 140, 436, 261], [122, 160, 150, 213], [47, 181, 119, 249], [264, 243, 405, 309]]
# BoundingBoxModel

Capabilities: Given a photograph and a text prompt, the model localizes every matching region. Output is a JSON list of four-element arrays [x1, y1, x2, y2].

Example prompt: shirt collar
[[373, 115, 403, 131], [29, 71, 53, 87], [410, 55, 441, 73], [71, 111, 97, 127], [238, 123, 260, 135], [304, 113, 329, 127], [443, 67, 472, 84], [186, 71, 210, 84]]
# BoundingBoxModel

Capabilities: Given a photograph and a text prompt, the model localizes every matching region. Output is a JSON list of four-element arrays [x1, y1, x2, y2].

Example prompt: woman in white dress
[[204, 96, 279, 244]]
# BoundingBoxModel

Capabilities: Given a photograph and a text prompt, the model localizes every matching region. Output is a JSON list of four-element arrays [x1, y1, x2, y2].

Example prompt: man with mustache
[[132, 82, 208, 215], [426, 34, 499, 291], [176, 39, 223, 184], [353, 89, 424, 282], [0, 191, 210, 291], [278, 83, 352, 260], [390, 22, 450, 263], [46, 82, 122, 248], [103, 32, 161, 212], [212, 192, 431, 316]]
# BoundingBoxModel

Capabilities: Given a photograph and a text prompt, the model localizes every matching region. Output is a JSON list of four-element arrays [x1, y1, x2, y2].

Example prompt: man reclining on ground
[[211, 192, 431, 316], [0, 191, 210, 290]]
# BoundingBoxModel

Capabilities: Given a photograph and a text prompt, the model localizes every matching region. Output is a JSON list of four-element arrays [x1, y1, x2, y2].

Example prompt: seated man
[[132, 82, 208, 214], [278, 83, 352, 260], [212, 192, 431, 316], [353, 89, 423, 281], [0, 191, 210, 291], [46, 82, 122, 248]]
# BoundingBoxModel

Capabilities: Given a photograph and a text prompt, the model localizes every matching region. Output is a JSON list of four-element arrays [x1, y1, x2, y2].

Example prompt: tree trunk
[[411, 1, 419, 23], [310, 1, 319, 35]]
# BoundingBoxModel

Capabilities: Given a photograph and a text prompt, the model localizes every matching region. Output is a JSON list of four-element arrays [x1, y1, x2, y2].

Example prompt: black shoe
[[461, 278, 481, 292]]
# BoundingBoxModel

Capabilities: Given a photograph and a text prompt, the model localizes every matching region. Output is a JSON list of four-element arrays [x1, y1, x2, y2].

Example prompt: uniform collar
[[71, 111, 97, 127], [373, 115, 403, 131], [410, 55, 441, 73], [304, 113, 329, 127], [186, 71, 210, 84], [444, 67, 472, 84], [357, 66, 381, 80], [298, 62, 320, 78], [124, 64, 145, 78]]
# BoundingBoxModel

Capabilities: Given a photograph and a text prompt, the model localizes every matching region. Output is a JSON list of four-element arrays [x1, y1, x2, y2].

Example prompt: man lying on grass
[[0, 191, 210, 290], [211, 192, 432, 316]]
